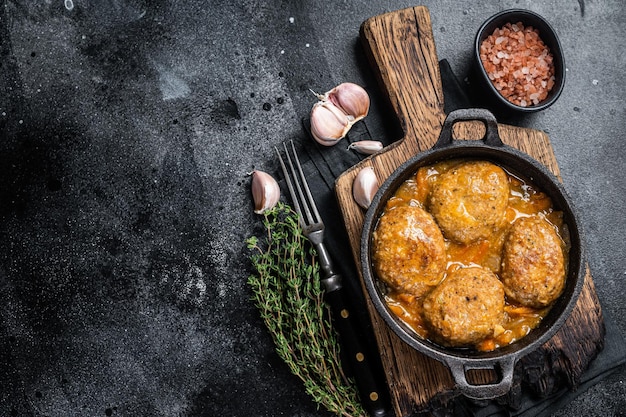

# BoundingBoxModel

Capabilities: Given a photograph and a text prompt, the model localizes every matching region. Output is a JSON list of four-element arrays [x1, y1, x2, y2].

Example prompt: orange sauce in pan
[[380, 159, 567, 351]]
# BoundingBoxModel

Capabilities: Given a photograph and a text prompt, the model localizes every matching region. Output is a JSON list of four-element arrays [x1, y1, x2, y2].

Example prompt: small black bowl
[[473, 9, 565, 113]]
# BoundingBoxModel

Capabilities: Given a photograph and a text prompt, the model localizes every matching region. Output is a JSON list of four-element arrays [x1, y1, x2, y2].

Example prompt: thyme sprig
[[246, 202, 365, 417]]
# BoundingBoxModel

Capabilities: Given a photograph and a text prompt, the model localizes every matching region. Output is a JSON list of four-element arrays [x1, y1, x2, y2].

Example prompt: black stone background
[[1, 1, 625, 416]]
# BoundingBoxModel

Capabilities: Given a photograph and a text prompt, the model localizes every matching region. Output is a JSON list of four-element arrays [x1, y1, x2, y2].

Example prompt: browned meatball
[[428, 161, 509, 244], [372, 206, 446, 298], [501, 216, 566, 308], [422, 266, 505, 347]]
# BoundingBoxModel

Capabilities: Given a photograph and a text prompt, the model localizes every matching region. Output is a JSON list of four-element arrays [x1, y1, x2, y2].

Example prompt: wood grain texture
[[334, 6, 603, 416]]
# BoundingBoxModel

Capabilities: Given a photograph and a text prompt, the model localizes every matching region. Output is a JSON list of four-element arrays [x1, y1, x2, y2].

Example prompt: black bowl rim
[[473, 9, 566, 112]]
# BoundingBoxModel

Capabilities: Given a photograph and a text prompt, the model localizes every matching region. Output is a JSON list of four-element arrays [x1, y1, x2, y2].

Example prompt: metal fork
[[275, 140, 389, 417], [275, 141, 339, 290]]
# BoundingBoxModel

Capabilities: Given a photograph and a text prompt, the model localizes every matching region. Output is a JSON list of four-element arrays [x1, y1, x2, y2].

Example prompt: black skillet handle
[[322, 274, 391, 417], [433, 108, 504, 149], [446, 356, 516, 400]]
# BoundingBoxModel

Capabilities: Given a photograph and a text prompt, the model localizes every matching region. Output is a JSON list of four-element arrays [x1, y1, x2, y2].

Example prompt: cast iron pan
[[360, 108, 585, 399]]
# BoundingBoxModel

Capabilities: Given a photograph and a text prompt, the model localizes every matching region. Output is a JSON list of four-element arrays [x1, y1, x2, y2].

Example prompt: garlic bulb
[[251, 170, 280, 214], [352, 166, 379, 210], [309, 82, 370, 146], [326, 82, 370, 122], [310, 101, 351, 146], [347, 140, 383, 155]]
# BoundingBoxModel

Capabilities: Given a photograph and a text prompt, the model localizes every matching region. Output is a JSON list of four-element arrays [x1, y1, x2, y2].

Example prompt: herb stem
[[247, 203, 365, 417]]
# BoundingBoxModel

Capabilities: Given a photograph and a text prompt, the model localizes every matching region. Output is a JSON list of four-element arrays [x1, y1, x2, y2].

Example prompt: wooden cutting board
[[334, 6, 604, 415]]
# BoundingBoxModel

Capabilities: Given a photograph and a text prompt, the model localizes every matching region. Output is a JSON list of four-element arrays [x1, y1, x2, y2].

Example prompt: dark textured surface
[[0, 1, 624, 416]]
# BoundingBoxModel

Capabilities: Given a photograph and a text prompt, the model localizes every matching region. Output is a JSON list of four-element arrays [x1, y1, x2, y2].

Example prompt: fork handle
[[322, 274, 391, 417]]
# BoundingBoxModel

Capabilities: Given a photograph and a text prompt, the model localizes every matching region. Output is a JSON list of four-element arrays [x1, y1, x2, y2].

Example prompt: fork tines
[[275, 141, 323, 230]]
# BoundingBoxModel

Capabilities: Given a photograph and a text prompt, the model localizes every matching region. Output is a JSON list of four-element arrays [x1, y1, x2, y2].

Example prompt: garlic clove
[[309, 101, 351, 146], [352, 166, 379, 210], [347, 140, 383, 155], [326, 82, 370, 122], [251, 170, 280, 214]]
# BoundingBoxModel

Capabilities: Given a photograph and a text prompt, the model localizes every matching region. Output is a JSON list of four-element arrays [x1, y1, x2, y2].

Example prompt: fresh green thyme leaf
[[247, 202, 366, 417], [246, 235, 258, 249]]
